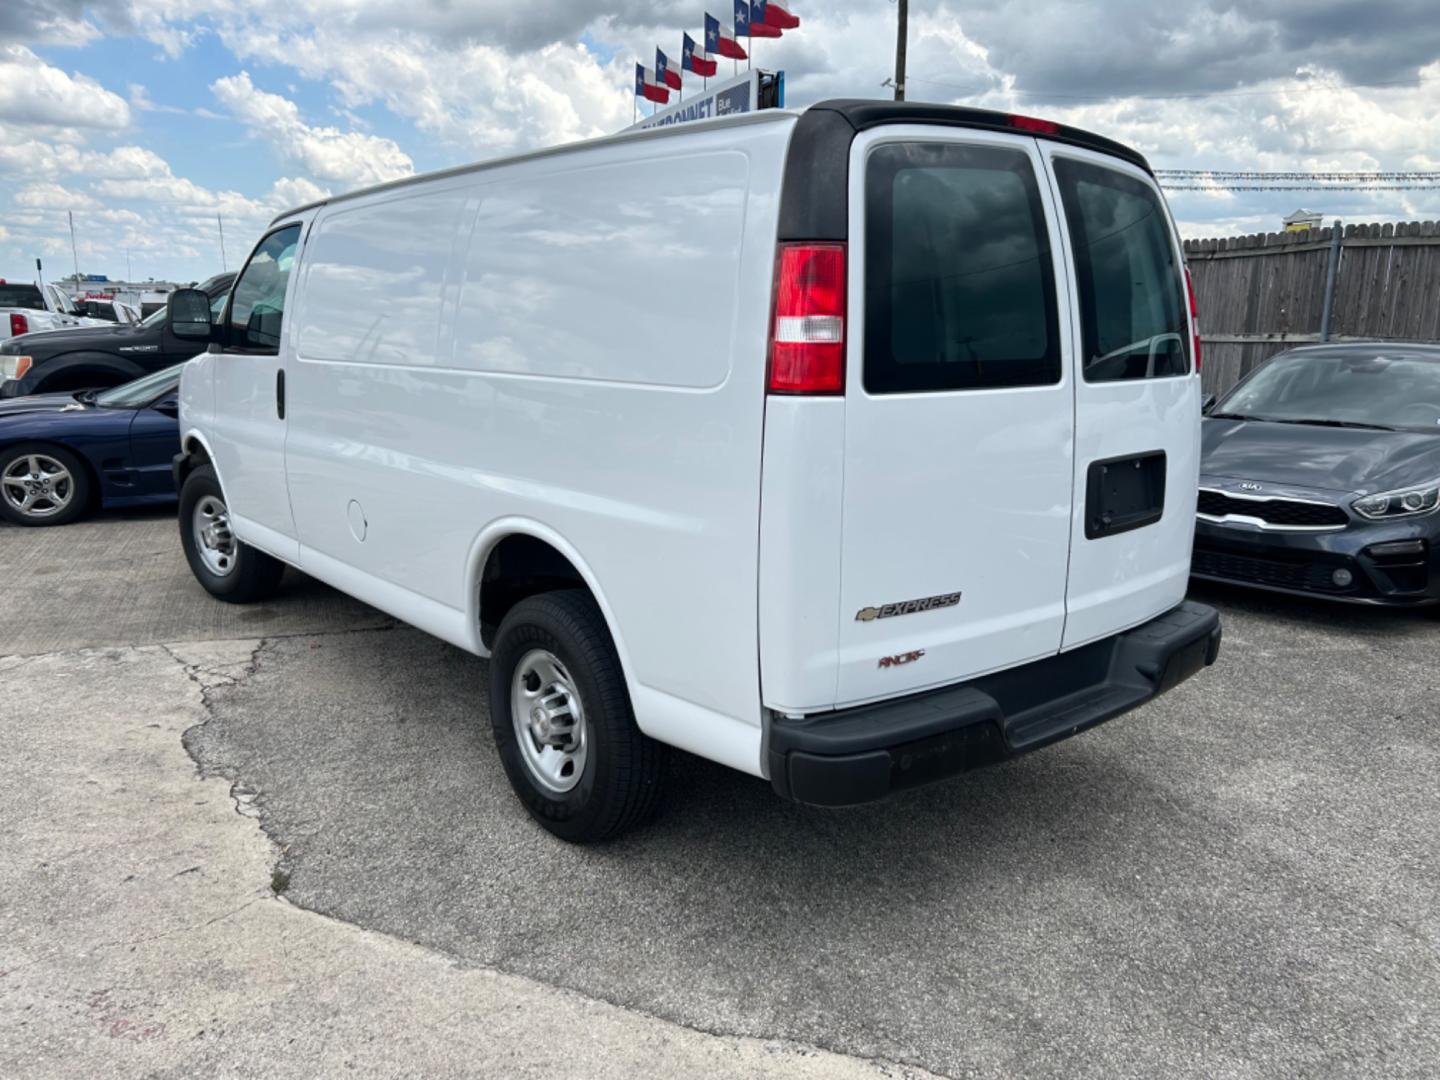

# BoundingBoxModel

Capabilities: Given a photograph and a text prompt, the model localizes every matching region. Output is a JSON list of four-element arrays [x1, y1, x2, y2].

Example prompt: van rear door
[[1039, 146, 1199, 647], [834, 126, 1076, 706]]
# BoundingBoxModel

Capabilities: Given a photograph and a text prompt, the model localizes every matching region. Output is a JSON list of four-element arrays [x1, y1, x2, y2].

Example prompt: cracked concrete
[[5, 514, 1440, 1078], [0, 637, 936, 1079], [0, 517, 936, 1078]]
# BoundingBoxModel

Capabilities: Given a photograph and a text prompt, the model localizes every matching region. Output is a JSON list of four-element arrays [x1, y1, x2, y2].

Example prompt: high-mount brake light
[[767, 243, 846, 395], [1008, 114, 1060, 135], [1184, 267, 1202, 372], [9, 313, 28, 338]]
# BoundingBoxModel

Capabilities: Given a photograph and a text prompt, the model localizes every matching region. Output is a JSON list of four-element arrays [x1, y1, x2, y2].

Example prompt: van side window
[[863, 142, 1061, 394], [1054, 159, 1189, 382], [227, 224, 302, 352]]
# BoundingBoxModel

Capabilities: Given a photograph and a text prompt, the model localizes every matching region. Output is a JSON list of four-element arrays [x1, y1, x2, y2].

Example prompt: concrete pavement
[[3, 512, 1439, 1077], [0, 517, 934, 1078]]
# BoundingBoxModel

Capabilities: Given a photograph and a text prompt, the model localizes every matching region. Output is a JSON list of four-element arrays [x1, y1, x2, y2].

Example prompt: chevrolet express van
[[170, 100, 1221, 842]]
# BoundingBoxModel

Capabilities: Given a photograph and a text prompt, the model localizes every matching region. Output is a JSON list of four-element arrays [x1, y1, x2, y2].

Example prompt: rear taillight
[[767, 243, 846, 395], [1184, 267, 1201, 373], [9, 313, 28, 337]]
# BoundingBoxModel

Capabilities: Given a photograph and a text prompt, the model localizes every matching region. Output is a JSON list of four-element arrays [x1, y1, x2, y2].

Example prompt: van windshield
[[1054, 159, 1190, 382]]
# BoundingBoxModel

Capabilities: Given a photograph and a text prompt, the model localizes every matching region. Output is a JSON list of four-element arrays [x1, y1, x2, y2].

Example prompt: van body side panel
[[285, 186, 470, 585], [284, 121, 795, 756], [757, 397, 846, 714], [1039, 146, 1200, 648]]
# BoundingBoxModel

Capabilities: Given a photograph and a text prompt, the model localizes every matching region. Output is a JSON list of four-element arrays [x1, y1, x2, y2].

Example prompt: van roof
[[270, 107, 797, 225], [271, 98, 1152, 228]]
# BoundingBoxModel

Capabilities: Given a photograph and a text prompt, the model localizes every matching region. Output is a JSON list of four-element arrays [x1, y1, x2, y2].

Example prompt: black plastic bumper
[[768, 601, 1222, 807]]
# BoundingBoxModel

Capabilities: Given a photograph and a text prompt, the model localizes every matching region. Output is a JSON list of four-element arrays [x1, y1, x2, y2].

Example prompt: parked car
[[0, 363, 181, 526], [0, 272, 233, 397], [170, 100, 1221, 841], [76, 298, 142, 324], [1194, 342, 1440, 604], [0, 279, 108, 344]]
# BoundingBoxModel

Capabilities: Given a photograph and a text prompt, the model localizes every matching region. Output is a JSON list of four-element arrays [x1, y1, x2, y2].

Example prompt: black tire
[[489, 589, 665, 842], [177, 464, 286, 603], [0, 442, 92, 527]]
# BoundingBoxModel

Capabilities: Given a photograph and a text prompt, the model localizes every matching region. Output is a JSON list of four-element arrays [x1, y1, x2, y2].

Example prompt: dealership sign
[[628, 70, 779, 131]]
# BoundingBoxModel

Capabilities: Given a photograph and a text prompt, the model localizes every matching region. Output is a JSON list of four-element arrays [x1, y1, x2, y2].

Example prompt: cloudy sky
[[1, 0, 1437, 283]]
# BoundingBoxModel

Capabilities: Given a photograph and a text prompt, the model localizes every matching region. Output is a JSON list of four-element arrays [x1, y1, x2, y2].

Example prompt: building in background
[[1283, 209, 1325, 232]]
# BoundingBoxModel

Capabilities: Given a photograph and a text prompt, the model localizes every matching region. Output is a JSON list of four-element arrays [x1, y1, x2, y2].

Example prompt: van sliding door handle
[[276, 368, 286, 420]]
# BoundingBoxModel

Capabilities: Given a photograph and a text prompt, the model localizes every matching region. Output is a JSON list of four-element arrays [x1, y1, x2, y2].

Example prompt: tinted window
[[0, 284, 46, 311], [864, 142, 1060, 394], [1054, 159, 1189, 382], [228, 225, 302, 351]]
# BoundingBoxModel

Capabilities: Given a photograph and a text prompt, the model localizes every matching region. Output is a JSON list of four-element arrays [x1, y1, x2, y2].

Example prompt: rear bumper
[[767, 601, 1221, 807]]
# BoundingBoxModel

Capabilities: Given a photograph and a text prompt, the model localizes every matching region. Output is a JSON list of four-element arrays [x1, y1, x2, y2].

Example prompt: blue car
[[0, 364, 181, 526]]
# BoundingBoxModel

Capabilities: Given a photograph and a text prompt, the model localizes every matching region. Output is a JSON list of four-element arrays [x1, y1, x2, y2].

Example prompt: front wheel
[[0, 443, 91, 527], [489, 590, 665, 842], [178, 464, 286, 603]]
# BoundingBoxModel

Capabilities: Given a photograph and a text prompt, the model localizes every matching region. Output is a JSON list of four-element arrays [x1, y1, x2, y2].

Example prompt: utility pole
[[217, 212, 227, 271], [68, 210, 80, 281], [893, 0, 908, 101], [126, 247, 133, 282]]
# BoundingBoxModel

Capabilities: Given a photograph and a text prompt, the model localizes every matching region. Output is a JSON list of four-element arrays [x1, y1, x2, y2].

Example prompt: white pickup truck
[[0, 280, 106, 342]]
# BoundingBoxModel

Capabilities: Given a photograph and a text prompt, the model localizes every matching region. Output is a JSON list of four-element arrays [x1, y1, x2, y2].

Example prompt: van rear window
[[0, 284, 45, 311], [1053, 159, 1189, 382], [863, 142, 1060, 394]]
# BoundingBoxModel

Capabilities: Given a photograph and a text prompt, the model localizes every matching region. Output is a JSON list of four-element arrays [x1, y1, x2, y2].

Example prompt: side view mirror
[[151, 396, 179, 417], [1201, 393, 1217, 415], [168, 288, 212, 341]]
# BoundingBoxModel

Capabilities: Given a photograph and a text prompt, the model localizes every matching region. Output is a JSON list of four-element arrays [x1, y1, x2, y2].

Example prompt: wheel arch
[[466, 520, 637, 689], [30, 353, 145, 393], [176, 428, 225, 493]]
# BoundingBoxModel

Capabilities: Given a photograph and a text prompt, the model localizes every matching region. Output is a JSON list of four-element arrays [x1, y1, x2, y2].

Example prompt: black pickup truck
[[0, 272, 233, 398]]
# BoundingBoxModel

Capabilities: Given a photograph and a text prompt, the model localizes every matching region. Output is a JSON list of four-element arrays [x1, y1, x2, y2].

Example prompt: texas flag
[[683, 32, 718, 77], [764, 2, 800, 29], [706, 10, 746, 59], [748, 0, 782, 37], [656, 47, 682, 90], [634, 63, 670, 104]]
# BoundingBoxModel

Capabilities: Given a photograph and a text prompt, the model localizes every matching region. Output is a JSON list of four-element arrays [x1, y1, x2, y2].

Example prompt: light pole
[[893, 0, 908, 101]]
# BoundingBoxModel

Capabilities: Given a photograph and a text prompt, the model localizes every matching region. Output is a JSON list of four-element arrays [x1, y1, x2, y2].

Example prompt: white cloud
[[211, 71, 413, 190], [14, 182, 102, 211], [0, 44, 129, 130], [218, 27, 631, 155]]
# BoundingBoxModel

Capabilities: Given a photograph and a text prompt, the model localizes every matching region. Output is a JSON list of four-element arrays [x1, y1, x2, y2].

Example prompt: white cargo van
[[171, 100, 1221, 841]]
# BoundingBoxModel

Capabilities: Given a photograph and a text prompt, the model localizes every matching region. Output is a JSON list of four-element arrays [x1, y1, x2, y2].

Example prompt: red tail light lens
[[1184, 267, 1201, 372], [10, 313, 28, 337], [768, 243, 846, 395], [1009, 113, 1059, 135]]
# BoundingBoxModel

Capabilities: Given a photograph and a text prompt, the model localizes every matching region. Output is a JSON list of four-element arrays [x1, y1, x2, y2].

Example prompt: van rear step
[[767, 601, 1221, 807]]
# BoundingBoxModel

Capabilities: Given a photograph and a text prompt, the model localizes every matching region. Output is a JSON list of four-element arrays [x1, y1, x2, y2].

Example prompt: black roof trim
[[778, 99, 1153, 243]]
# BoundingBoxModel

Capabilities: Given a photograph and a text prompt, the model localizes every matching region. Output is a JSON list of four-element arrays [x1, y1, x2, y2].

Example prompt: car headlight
[[0, 355, 32, 381], [1352, 483, 1440, 520]]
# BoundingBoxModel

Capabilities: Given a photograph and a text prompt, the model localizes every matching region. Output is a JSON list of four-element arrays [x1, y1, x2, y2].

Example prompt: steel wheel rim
[[510, 648, 588, 795], [192, 494, 237, 577], [1, 453, 75, 519]]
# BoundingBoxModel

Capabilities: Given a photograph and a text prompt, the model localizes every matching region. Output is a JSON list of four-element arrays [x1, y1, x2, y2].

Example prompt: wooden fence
[[1183, 221, 1440, 396]]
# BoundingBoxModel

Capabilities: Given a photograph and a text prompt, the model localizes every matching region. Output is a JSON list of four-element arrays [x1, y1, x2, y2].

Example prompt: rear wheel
[[489, 589, 665, 842], [178, 464, 286, 603], [0, 444, 91, 527]]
